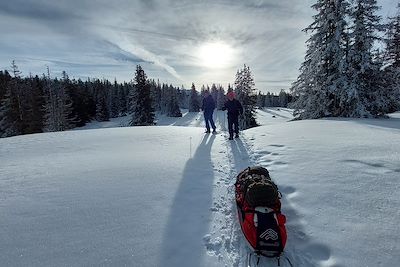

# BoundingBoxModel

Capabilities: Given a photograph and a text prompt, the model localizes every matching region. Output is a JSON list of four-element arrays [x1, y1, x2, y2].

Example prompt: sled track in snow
[[205, 132, 258, 267]]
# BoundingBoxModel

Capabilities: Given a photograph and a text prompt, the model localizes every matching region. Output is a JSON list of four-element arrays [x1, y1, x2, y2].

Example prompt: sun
[[198, 41, 234, 69]]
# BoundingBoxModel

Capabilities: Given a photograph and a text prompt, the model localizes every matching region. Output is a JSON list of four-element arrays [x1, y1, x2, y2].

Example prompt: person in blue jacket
[[202, 90, 217, 133], [222, 91, 243, 140]]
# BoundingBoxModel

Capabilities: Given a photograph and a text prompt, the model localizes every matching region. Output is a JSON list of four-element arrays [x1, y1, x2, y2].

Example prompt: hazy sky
[[0, 0, 397, 93]]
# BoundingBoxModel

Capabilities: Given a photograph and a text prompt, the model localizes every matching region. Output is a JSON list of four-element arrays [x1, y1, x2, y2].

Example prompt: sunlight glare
[[198, 42, 234, 68]]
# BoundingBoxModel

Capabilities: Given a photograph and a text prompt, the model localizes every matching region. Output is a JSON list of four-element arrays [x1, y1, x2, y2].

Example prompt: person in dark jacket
[[222, 91, 243, 140], [201, 90, 216, 133]]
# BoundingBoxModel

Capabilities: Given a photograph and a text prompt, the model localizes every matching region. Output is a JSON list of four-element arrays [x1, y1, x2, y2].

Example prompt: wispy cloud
[[0, 0, 396, 92]]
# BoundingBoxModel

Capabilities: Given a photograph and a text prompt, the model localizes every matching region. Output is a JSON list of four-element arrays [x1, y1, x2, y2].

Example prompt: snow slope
[[1, 109, 399, 267]]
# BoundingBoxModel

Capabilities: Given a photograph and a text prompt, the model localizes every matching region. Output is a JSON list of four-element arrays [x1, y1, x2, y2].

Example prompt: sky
[[0, 0, 398, 93], [1, 109, 400, 266]]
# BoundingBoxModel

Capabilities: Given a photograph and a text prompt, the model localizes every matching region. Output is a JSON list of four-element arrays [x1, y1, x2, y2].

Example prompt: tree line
[[291, 0, 400, 119], [0, 63, 188, 137], [1, 62, 279, 138]]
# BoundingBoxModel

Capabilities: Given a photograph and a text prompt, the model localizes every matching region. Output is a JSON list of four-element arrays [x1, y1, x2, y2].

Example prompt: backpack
[[235, 166, 287, 258]]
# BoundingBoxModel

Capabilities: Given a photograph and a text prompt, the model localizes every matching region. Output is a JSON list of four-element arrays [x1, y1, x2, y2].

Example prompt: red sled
[[235, 166, 287, 258]]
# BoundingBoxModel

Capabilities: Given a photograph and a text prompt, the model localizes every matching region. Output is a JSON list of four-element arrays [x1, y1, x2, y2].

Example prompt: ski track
[[203, 124, 250, 267]]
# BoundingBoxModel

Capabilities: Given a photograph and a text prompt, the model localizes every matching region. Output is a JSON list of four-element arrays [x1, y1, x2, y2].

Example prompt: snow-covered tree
[[0, 61, 33, 137], [347, 0, 387, 117], [166, 85, 182, 117], [234, 64, 257, 129], [256, 91, 265, 108], [278, 90, 289, 107], [291, 0, 350, 118], [0, 79, 22, 137], [216, 85, 226, 110], [44, 70, 75, 132], [210, 84, 218, 103], [383, 3, 400, 110], [188, 83, 200, 112], [130, 65, 155, 126], [25, 75, 45, 133]]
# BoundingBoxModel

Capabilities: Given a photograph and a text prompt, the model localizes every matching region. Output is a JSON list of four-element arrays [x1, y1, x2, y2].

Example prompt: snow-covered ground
[[1, 108, 399, 267]]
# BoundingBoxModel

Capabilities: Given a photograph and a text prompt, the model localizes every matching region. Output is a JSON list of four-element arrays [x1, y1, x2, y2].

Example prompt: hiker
[[222, 91, 243, 140], [201, 90, 216, 133]]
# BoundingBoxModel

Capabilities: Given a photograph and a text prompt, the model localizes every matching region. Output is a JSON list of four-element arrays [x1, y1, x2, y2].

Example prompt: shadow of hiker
[[158, 134, 216, 267], [229, 138, 252, 173]]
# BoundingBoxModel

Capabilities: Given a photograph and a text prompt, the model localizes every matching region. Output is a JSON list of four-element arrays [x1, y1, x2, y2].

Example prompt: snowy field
[[1, 108, 399, 267]]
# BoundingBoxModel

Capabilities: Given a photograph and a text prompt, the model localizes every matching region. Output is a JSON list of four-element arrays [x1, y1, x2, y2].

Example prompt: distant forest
[[0, 62, 289, 138]]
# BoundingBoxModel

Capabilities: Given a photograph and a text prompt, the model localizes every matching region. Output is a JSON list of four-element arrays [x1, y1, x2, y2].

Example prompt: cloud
[[0, 0, 396, 92], [0, 0, 78, 21]]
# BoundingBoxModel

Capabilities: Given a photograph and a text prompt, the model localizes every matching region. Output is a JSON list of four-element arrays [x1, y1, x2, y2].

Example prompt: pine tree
[[210, 84, 218, 104], [178, 85, 189, 109], [160, 83, 169, 114], [24, 75, 45, 133], [150, 80, 162, 112], [0, 70, 11, 103], [94, 80, 110, 122], [110, 80, 120, 118], [264, 92, 272, 107], [216, 85, 226, 110], [291, 0, 350, 118], [0, 81, 22, 137], [188, 83, 200, 112], [257, 91, 265, 108], [166, 85, 182, 117], [347, 0, 386, 117], [234, 64, 257, 129], [43, 70, 75, 132], [278, 90, 289, 107], [0, 62, 26, 137], [119, 82, 129, 116], [130, 65, 155, 126], [383, 3, 400, 110], [385, 4, 400, 69]]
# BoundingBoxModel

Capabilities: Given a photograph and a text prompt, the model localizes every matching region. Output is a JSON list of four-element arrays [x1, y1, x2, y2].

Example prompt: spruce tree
[[188, 83, 200, 112], [347, 0, 386, 116], [0, 62, 26, 137], [130, 65, 155, 126], [385, 4, 400, 69], [278, 90, 289, 107], [216, 85, 226, 110], [0, 70, 11, 103], [211, 84, 218, 104], [25, 75, 45, 133], [43, 70, 75, 132], [291, 0, 350, 118], [234, 64, 257, 129], [257, 91, 265, 108], [384, 4, 400, 110], [166, 85, 182, 117], [119, 82, 129, 116], [0, 81, 22, 137]]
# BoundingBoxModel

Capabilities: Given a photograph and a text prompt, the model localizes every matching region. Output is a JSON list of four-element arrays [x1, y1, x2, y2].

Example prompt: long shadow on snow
[[158, 134, 216, 267], [229, 138, 252, 173]]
